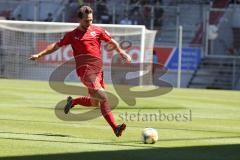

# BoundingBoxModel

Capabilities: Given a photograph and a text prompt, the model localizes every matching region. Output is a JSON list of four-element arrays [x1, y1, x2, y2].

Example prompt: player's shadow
[[2, 144, 240, 160]]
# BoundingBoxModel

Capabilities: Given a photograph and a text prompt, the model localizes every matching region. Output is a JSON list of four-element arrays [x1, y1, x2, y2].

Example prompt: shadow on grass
[[1, 144, 240, 160]]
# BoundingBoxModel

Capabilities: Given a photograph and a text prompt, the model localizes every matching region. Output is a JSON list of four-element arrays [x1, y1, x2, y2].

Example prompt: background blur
[[0, 0, 240, 90]]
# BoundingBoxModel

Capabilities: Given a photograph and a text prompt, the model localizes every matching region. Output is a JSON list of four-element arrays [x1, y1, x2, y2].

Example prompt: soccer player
[[29, 6, 131, 137]]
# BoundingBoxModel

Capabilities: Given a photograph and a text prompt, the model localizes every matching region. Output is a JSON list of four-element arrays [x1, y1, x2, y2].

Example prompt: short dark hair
[[77, 6, 93, 19]]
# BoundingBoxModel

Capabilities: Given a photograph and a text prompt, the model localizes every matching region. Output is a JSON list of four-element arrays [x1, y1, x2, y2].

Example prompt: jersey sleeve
[[100, 28, 112, 42], [56, 32, 71, 47]]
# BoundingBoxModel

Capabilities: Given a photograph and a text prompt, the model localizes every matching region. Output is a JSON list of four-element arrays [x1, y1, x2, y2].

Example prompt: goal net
[[0, 20, 156, 85]]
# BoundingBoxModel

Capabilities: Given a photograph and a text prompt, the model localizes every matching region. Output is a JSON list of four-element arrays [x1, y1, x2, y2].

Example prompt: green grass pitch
[[0, 79, 240, 160]]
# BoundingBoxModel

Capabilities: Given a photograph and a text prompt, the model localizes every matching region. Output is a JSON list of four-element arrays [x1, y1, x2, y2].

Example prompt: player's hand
[[120, 51, 131, 63], [29, 54, 41, 61]]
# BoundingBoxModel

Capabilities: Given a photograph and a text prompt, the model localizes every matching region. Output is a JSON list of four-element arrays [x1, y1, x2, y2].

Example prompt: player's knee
[[91, 99, 100, 107], [95, 89, 108, 102]]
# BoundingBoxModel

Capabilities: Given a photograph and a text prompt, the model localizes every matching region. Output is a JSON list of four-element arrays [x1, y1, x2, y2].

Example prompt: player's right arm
[[29, 31, 71, 61], [29, 43, 60, 61]]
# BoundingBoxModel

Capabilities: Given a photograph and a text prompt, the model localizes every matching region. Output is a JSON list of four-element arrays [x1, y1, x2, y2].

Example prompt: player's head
[[77, 6, 93, 30]]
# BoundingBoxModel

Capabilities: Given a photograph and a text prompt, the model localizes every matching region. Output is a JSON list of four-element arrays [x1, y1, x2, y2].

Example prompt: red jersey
[[56, 25, 112, 77]]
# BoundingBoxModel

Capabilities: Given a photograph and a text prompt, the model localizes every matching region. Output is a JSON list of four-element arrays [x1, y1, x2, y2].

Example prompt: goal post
[[0, 20, 156, 85], [177, 25, 183, 88]]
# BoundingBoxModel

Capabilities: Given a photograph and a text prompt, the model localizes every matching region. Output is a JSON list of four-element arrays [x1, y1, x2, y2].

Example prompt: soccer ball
[[142, 128, 158, 144]]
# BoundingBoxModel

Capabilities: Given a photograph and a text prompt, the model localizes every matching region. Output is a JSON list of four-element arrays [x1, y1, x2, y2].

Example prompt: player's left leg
[[65, 70, 126, 137], [81, 72, 126, 136], [90, 87, 126, 137]]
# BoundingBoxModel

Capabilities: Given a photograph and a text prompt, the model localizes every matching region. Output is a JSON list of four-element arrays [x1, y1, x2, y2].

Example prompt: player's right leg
[[64, 73, 101, 114], [64, 96, 74, 114], [64, 96, 97, 114]]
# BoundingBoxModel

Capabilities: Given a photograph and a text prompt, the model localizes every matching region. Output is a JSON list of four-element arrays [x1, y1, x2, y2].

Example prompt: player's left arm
[[108, 38, 132, 63]]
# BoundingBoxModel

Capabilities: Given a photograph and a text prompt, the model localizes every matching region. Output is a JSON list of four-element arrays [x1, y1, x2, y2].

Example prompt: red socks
[[72, 95, 118, 131], [72, 96, 92, 107], [100, 101, 117, 131]]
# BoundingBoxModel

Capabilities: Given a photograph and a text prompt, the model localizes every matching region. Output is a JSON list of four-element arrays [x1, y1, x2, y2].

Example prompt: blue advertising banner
[[165, 47, 201, 71]]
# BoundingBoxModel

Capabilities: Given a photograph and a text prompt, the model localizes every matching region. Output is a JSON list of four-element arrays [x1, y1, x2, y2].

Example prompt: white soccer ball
[[142, 128, 158, 144]]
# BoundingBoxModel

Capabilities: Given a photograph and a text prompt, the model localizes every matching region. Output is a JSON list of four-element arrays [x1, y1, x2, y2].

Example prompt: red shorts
[[77, 65, 104, 96]]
